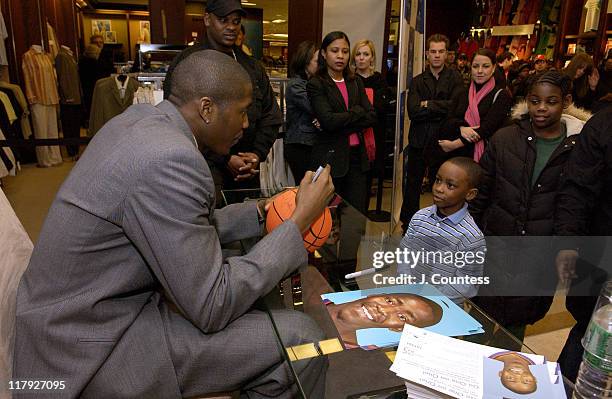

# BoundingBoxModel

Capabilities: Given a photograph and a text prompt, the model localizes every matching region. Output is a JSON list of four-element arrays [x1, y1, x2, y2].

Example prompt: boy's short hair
[[445, 157, 482, 188]]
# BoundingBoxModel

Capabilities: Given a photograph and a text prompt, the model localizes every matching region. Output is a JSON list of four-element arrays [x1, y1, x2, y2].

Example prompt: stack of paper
[[321, 284, 483, 350], [391, 325, 567, 399]]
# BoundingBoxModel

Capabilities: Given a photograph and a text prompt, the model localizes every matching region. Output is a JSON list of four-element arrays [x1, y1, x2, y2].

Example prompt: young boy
[[398, 157, 486, 303]]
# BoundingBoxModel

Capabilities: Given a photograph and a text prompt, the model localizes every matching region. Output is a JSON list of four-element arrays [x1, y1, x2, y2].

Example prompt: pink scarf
[[363, 88, 376, 162], [465, 77, 495, 162]]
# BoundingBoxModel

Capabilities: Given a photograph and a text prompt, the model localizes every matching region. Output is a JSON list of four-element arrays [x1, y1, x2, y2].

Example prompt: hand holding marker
[[312, 150, 335, 182]]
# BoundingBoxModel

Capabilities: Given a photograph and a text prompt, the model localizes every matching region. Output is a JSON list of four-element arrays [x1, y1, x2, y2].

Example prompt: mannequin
[[22, 44, 62, 167]]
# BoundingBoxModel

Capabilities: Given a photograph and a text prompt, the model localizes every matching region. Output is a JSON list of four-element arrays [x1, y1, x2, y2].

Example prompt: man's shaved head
[[167, 49, 251, 107]]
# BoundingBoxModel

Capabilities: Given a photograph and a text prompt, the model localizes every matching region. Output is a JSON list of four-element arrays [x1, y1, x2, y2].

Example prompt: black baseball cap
[[206, 0, 246, 17]]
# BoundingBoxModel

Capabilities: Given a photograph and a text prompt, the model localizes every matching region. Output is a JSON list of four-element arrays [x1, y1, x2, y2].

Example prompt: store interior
[[0, 0, 611, 397]]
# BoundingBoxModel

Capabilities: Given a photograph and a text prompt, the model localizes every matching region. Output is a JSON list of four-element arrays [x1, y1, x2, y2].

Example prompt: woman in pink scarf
[[436, 48, 513, 163]]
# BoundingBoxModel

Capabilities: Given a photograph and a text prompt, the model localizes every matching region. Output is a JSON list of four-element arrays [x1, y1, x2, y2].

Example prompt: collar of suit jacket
[[157, 100, 198, 149]]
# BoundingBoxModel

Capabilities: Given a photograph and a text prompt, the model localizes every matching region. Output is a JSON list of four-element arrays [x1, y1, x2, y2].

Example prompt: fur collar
[[511, 100, 592, 137]]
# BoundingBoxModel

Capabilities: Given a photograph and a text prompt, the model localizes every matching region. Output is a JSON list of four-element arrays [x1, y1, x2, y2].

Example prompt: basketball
[[265, 189, 332, 253]]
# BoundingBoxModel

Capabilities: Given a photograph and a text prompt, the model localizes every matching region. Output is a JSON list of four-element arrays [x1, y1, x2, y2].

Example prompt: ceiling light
[[263, 20, 271, 24], [241, 2, 257, 5], [271, 19, 286, 24]]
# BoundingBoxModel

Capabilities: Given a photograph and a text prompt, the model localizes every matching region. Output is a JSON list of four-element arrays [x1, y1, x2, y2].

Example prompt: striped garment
[[21, 48, 59, 106], [397, 203, 486, 302]]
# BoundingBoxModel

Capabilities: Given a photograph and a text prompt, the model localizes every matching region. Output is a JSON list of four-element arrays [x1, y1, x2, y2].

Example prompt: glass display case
[[221, 188, 578, 398]]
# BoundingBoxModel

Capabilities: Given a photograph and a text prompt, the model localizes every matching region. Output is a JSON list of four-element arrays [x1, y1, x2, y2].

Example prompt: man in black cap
[[165, 0, 282, 200]]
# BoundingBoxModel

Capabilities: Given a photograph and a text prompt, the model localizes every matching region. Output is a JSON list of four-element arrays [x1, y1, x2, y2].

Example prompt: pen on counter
[[345, 267, 379, 280]]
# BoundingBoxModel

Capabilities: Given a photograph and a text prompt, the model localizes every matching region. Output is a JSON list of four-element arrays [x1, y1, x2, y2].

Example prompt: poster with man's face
[[321, 284, 483, 350]]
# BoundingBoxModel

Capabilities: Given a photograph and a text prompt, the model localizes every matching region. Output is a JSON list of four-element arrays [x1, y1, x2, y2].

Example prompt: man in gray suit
[[13, 50, 333, 398]]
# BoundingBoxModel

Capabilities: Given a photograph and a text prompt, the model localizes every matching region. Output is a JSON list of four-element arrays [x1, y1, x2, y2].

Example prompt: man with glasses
[[165, 0, 282, 200], [533, 54, 549, 75]]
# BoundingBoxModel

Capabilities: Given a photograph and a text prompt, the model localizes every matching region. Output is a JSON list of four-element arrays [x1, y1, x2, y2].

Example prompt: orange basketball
[[266, 189, 332, 252]]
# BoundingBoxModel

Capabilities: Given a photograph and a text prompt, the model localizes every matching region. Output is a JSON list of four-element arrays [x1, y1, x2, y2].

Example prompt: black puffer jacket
[[470, 103, 591, 327], [470, 102, 592, 236]]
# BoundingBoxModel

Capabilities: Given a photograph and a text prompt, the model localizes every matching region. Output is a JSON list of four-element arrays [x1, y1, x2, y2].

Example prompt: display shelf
[[555, 0, 610, 64]]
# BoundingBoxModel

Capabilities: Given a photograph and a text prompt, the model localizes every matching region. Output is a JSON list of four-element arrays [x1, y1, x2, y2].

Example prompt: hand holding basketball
[[291, 165, 335, 233]]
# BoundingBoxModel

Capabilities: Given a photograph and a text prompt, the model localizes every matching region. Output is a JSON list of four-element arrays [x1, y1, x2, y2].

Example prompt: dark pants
[[334, 148, 369, 215], [163, 307, 328, 399], [60, 104, 82, 157], [284, 142, 313, 184], [558, 295, 598, 382], [400, 145, 426, 226], [558, 245, 609, 382]]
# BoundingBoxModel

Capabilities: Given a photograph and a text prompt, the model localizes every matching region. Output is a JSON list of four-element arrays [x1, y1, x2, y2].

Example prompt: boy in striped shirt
[[398, 157, 486, 303]]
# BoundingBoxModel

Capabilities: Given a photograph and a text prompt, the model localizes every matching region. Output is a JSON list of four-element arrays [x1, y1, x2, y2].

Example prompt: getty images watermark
[[369, 248, 490, 286]]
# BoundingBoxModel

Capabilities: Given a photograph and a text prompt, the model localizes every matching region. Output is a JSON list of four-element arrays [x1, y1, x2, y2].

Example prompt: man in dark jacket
[[554, 106, 612, 382], [495, 51, 513, 89], [400, 34, 465, 228], [164, 0, 282, 198]]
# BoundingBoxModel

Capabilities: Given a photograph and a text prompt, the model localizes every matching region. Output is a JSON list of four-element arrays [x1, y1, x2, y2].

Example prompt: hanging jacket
[[89, 77, 139, 135]]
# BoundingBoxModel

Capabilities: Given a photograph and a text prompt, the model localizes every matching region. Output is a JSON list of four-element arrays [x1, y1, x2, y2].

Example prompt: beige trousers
[[31, 103, 62, 167]]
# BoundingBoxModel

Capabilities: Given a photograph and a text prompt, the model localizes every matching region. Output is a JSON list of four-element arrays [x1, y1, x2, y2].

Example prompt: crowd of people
[[395, 32, 611, 384]]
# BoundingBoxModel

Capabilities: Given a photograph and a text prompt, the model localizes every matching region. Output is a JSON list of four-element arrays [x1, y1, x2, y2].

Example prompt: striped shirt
[[22, 47, 59, 106], [398, 204, 486, 302]]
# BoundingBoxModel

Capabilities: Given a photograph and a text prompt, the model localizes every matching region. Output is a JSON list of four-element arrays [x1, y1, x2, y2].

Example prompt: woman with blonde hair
[[563, 52, 602, 111], [351, 39, 393, 206]]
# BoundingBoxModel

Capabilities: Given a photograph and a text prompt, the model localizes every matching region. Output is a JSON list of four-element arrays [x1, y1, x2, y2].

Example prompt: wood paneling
[[149, 0, 185, 44], [45, 0, 79, 53], [2, 0, 46, 84], [288, 0, 323, 65], [426, 0, 473, 44]]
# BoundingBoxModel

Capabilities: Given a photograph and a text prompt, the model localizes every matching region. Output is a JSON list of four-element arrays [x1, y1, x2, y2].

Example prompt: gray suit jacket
[[13, 101, 307, 398]]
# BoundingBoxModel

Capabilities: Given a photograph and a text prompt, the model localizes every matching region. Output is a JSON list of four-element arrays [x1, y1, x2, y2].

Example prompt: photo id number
[[9, 380, 66, 390]]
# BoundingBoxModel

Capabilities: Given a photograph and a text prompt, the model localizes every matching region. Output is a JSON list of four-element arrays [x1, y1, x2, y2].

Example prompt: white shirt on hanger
[[115, 76, 130, 100]]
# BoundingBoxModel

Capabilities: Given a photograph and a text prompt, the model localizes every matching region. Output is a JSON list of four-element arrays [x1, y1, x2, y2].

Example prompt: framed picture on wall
[[92, 19, 111, 36], [105, 31, 117, 44], [139, 21, 151, 44]]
